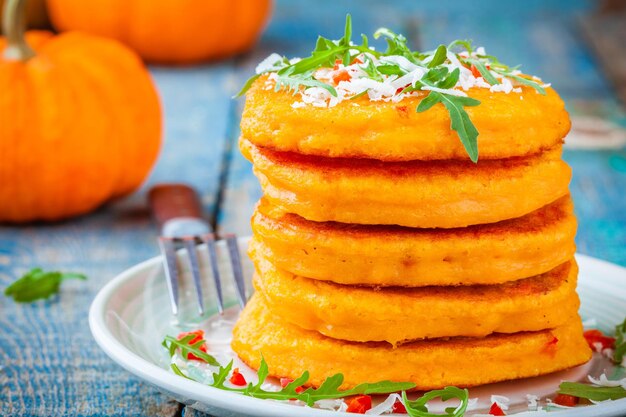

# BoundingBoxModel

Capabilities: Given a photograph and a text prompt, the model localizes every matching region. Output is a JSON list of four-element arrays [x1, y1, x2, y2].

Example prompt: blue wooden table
[[1, 1, 625, 416]]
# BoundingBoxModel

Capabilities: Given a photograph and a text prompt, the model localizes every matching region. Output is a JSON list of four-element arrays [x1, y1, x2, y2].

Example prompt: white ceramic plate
[[89, 238, 626, 417]]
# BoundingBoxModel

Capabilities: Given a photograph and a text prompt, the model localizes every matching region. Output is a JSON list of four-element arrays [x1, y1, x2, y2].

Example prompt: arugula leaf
[[493, 70, 546, 95], [558, 382, 626, 401], [171, 363, 192, 380], [377, 64, 404, 76], [4, 268, 87, 302], [465, 58, 499, 85], [211, 360, 234, 388], [447, 39, 473, 54], [439, 93, 481, 163], [614, 318, 626, 364], [373, 27, 418, 63], [275, 67, 338, 97], [437, 68, 461, 89], [416, 92, 441, 112], [361, 56, 384, 81], [339, 14, 353, 65], [402, 386, 469, 417], [416, 92, 480, 163], [421, 67, 449, 85], [428, 45, 448, 68], [234, 73, 262, 98], [162, 335, 220, 366]]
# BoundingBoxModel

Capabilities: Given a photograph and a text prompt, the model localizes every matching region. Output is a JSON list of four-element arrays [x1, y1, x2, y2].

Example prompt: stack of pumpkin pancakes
[[232, 77, 592, 390]]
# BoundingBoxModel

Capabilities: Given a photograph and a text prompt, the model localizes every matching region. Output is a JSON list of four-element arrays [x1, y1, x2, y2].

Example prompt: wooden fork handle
[[148, 183, 204, 227]]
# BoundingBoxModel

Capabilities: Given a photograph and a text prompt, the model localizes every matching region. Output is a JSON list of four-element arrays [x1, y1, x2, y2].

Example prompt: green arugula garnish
[[162, 335, 220, 366], [402, 387, 469, 417], [4, 268, 87, 302], [614, 317, 626, 364], [163, 334, 415, 407], [207, 358, 414, 406], [236, 15, 549, 163], [417, 92, 481, 162], [558, 381, 626, 401]]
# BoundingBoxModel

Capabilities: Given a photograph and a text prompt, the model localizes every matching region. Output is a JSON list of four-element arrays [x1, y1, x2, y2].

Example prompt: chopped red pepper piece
[[176, 330, 208, 361], [351, 57, 363, 65], [392, 399, 408, 413], [554, 394, 579, 407], [489, 402, 506, 416], [333, 70, 351, 84], [333, 59, 343, 70], [279, 377, 304, 393], [583, 329, 615, 351], [229, 368, 247, 386], [470, 64, 482, 78], [542, 335, 559, 355], [346, 395, 372, 414], [396, 105, 409, 118]]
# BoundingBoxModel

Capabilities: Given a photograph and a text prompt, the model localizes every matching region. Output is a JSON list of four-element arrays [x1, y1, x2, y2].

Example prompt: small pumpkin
[[0, 0, 161, 223], [45, 0, 272, 64]]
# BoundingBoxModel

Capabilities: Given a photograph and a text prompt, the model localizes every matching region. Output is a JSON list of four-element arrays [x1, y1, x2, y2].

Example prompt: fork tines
[[158, 234, 246, 316]]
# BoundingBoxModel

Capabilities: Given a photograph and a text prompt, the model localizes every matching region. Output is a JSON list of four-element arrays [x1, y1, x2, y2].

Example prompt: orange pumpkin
[[0, 0, 161, 223], [45, 0, 272, 64]]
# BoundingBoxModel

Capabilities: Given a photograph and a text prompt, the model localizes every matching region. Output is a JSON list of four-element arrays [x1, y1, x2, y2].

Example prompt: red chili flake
[[470, 64, 482, 78], [333, 59, 343, 70], [489, 402, 506, 416], [554, 394, 579, 407], [177, 330, 208, 361], [395, 84, 410, 95], [396, 105, 409, 118], [346, 395, 372, 414], [583, 329, 615, 351], [229, 368, 247, 386], [279, 377, 304, 393], [392, 399, 408, 413], [542, 335, 559, 356], [333, 70, 351, 84]]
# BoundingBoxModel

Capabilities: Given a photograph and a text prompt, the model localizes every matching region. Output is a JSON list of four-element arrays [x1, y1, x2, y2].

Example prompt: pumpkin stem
[[2, 0, 36, 61]]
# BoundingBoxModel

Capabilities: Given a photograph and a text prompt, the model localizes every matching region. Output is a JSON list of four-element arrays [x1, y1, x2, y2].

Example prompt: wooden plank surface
[[1, 0, 625, 416]]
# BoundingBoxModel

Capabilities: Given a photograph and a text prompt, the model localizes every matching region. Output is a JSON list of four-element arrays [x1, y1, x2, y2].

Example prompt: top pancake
[[241, 75, 570, 161]]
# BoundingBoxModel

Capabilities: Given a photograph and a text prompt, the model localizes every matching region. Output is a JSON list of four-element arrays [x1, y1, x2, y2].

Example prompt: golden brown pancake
[[232, 294, 592, 390], [253, 259, 580, 345], [250, 196, 577, 286], [241, 138, 572, 228], [241, 76, 570, 161]]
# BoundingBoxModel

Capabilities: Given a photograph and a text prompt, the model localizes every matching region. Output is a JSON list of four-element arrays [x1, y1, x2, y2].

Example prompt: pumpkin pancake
[[232, 294, 592, 390], [253, 259, 579, 345], [241, 76, 570, 161], [240, 138, 571, 228], [250, 196, 576, 286]]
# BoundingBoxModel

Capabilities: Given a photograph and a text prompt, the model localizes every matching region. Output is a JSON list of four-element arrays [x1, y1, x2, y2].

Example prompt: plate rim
[[89, 249, 626, 417]]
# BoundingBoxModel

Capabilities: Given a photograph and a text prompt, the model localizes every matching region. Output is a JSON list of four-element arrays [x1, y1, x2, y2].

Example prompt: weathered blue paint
[[0, 1, 624, 416]]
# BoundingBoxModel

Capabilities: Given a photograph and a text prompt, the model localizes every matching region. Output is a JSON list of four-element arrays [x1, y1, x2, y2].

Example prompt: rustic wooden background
[[1, 0, 625, 416]]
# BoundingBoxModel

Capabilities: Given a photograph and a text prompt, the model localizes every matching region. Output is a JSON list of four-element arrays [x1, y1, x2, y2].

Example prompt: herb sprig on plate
[[236, 15, 548, 163], [162, 335, 415, 406], [4, 268, 87, 302], [558, 382, 626, 402]]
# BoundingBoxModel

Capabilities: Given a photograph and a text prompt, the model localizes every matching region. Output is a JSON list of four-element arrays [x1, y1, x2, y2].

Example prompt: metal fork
[[148, 183, 246, 315]]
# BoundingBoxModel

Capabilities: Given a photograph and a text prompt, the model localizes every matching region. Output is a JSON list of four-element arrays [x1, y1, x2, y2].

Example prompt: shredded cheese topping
[[256, 48, 550, 109]]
